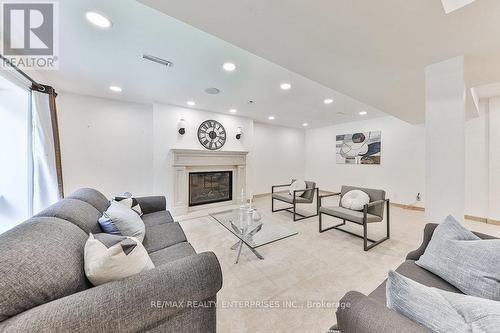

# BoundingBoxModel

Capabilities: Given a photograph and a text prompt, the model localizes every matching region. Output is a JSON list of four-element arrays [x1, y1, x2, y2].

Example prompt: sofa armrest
[[406, 223, 438, 260], [135, 196, 166, 214], [0, 252, 222, 333], [336, 291, 429, 333]]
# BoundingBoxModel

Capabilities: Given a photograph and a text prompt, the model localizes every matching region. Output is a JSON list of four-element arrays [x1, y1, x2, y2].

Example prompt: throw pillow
[[416, 215, 500, 301], [115, 197, 143, 216], [84, 233, 154, 286], [386, 270, 500, 333], [341, 190, 370, 211], [289, 179, 307, 196], [98, 200, 146, 242]]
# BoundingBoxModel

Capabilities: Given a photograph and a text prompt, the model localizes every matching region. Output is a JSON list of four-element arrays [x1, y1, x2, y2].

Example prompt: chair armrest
[[0, 252, 222, 333], [318, 192, 341, 206], [135, 196, 166, 214], [365, 199, 389, 208], [406, 223, 438, 260], [336, 291, 429, 333], [271, 183, 292, 193]]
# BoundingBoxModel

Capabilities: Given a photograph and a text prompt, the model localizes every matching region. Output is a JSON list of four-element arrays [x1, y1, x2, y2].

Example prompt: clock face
[[197, 120, 227, 150]]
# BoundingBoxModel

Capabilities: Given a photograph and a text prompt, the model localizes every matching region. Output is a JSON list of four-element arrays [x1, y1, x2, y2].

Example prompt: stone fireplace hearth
[[170, 149, 248, 216]]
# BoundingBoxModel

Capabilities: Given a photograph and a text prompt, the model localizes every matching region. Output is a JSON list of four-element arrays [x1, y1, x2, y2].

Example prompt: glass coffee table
[[210, 208, 298, 264]]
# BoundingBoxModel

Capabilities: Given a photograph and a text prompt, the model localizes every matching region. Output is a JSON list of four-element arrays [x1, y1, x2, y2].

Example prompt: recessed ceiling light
[[268, 116, 275, 120], [223, 62, 236, 72], [229, 109, 237, 113], [359, 111, 367, 116], [324, 98, 334, 104], [302, 123, 309, 127], [187, 101, 196, 106], [85, 11, 112, 29], [280, 83, 291, 90], [109, 85, 122, 92]]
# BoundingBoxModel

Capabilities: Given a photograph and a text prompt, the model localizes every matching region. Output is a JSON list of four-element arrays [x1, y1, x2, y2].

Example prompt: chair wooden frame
[[318, 192, 390, 251], [271, 183, 319, 221]]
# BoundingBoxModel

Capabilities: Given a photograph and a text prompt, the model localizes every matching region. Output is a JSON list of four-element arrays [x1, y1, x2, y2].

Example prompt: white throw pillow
[[289, 179, 307, 196], [341, 190, 370, 211], [115, 197, 143, 216], [99, 200, 146, 242], [84, 233, 154, 286]]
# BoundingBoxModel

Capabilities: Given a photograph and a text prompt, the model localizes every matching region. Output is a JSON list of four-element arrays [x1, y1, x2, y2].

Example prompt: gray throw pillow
[[416, 215, 500, 301], [100, 200, 146, 242], [386, 271, 500, 333]]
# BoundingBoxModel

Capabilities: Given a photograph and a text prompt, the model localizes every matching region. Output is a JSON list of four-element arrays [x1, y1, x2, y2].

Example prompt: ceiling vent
[[205, 87, 220, 94], [142, 54, 173, 68]]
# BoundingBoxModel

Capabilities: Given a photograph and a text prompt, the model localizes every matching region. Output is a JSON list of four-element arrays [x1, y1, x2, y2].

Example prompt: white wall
[[57, 93, 154, 198], [488, 97, 500, 220], [305, 116, 425, 206], [0, 88, 30, 233], [425, 57, 465, 222], [252, 122, 305, 195], [152, 103, 254, 209]]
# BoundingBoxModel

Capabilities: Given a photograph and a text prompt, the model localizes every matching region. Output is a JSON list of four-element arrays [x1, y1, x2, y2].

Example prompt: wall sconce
[[178, 119, 186, 135], [236, 127, 243, 140]]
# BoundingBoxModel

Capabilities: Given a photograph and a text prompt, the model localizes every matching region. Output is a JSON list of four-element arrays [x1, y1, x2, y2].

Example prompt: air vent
[[142, 54, 173, 68]]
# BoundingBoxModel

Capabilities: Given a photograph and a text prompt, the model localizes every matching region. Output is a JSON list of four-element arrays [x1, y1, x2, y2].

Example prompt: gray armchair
[[271, 180, 319, 221], [318, 186, 390, 251]]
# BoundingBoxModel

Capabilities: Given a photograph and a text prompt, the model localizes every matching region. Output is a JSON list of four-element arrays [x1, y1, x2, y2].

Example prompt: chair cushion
[[84, 233, 154, 286], [67, 188, 110, 213], [320, 206, 382, 224], [369, 260, 461, 305], [143, 223, 187, 253], [416, 215, 500, 301], [386, 271, 500, 333], [272, 192, 311, 204], [341, 186, 385, 218], [0, 217, 89, 321], [149, 242, 196, 266], [341, 190, 370, 211], [142, 210, 174, 227], [35, 198, 102, 234]]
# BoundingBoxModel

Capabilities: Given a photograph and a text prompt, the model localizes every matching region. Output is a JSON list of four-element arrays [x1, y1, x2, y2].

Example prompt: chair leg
[[363, 222, 368, 251]]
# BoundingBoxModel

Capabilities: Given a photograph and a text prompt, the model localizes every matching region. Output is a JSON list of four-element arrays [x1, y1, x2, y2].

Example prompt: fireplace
[[189, 171, 233, 207]]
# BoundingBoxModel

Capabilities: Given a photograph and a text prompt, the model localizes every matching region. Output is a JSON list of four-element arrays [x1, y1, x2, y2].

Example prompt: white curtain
[[31, 90, 60, 213]]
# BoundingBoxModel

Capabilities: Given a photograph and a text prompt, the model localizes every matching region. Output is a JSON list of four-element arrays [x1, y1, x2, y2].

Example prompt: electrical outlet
[[416, 193, 421, 201]]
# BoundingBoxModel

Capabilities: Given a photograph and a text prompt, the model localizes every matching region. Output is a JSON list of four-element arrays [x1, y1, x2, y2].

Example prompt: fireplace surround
[[170, 149, 248, 216]]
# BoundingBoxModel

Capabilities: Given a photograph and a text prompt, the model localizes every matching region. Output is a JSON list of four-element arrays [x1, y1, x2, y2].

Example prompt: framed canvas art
[[336, 131, 381, 164]]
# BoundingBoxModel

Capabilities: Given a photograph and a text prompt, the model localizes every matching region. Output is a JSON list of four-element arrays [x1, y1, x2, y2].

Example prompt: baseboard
[[391, 202, 425, 211]]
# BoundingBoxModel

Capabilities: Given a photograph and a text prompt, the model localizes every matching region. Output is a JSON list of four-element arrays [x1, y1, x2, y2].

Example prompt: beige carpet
[[179, 195, 500, 333]]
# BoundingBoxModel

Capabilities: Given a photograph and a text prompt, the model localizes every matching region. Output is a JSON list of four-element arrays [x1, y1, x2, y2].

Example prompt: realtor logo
[[1, 1, 59, 69]]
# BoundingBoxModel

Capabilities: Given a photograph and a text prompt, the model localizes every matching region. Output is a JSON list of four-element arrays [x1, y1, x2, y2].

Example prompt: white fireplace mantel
[[170, 149, 249, 216]]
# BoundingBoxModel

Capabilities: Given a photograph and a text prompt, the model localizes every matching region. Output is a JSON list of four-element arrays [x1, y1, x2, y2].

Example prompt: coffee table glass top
[[210, 208, 298, 249]]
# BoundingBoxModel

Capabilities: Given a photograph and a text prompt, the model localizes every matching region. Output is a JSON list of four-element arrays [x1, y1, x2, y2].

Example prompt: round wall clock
[[197, 120, 227, 150]]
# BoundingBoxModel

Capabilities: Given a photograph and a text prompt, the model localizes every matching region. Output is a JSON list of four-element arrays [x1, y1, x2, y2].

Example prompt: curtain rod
[[0, 54, 45, 91]]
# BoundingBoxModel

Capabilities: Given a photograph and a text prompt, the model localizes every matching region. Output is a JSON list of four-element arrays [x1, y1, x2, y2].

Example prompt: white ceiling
[[34, 0, 387, 129], [139, 0, 500, 124]]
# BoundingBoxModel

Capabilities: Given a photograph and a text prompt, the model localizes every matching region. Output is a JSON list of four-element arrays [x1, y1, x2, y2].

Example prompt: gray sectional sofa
[[0, 188, 223, 333], [334, 223, 496, 332]]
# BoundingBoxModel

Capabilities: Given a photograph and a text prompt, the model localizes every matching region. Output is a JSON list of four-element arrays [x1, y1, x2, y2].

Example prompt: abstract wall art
[[336, 131, 381, 165]]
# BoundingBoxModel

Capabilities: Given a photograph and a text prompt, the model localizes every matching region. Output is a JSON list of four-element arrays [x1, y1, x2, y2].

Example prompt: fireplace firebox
[[189, 171, 233, 207]]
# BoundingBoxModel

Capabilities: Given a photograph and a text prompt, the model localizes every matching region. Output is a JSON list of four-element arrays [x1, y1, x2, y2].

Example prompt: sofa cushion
[[149, 242, 196, 266], [84, 233, 154, 286], [99, 201, 146, 242], [416, 215, 500, 301], [143, 223, 188, 253], [142, 210, 174, 227], [67, 188, 110, 213], [387, 271, 500, 333], [0, 217, 89, 321], [320, 206, 382, 224], [35, 198, 102, 234], [369, 260, 461, 304]]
